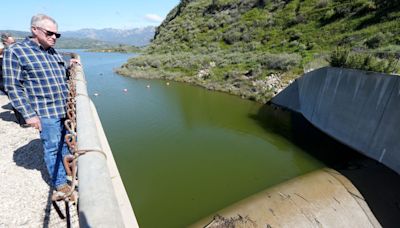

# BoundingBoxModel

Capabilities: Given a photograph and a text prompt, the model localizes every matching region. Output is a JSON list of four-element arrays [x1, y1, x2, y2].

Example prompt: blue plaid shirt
[[2, 37, 68, 119]]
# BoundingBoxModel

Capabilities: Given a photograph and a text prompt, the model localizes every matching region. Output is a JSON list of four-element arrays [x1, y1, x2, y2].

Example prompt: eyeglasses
[[36, 27, 61, 38]]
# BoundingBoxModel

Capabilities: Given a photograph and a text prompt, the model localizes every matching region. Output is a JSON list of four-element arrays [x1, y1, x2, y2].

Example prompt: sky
[[0, 0, 180, 31]]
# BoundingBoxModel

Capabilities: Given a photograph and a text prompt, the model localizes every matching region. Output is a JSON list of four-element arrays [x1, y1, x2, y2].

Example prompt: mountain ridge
[[0, 26, 155, 48], [62, 26, 155, 46]]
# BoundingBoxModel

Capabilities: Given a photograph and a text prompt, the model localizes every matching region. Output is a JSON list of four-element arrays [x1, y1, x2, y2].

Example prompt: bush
[[315, 0, 329, 9], [149, 59, 162, 68], [385, 55, 400, 73], [365, 32, 386, 49], [329, 48, 400, 73], [323, 9, 335, 21], [289, 40, 299, 47], [207, 18, 218, 29], [260, 53, 301, 70], [222, 30, 242, 44], [329, 47, 349, 67]]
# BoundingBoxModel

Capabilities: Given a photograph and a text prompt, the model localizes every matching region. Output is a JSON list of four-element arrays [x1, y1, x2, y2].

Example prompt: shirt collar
[[24, 37, 56, 54]]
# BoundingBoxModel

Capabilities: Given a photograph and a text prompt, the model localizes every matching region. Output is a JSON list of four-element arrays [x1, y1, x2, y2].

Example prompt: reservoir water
[[77, 50, 325, 227]]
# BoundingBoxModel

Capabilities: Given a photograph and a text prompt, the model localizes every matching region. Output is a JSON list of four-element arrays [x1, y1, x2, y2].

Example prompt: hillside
[[118, 0, 400, 103]]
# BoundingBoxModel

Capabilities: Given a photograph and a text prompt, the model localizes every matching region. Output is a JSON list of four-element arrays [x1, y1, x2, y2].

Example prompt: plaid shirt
[[2, 37, 68, 119]]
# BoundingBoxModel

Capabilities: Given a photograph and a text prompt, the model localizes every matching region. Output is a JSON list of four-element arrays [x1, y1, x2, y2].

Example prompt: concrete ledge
[[90, 100, 139, 227]]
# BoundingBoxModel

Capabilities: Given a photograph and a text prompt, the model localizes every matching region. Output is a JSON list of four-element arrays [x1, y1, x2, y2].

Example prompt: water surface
[[77, 50, 324, 228]]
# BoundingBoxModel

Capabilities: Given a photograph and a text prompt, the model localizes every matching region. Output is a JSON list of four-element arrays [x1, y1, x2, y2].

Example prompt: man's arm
[[3, 48, 41, 130]]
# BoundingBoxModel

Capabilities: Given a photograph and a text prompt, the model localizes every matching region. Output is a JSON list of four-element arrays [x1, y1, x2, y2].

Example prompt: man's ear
[[31, 27, 38, 37]]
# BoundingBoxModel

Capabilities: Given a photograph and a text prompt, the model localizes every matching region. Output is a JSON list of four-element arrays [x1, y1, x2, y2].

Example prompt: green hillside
[[118, 0, 400, 102]]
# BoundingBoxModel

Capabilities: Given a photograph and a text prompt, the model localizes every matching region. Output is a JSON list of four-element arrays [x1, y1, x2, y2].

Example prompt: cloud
[[144, 14, 163, 23]]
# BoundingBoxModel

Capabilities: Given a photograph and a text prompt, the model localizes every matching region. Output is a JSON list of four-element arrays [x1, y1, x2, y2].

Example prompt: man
[[1, 32, 27, 127], [0, 42, 4, 93], [1, 32, 15, 46], [3, 14, 75, 201]]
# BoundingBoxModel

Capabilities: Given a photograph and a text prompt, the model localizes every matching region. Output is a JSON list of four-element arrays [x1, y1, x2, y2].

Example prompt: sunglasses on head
[[36, 27, 61, 38]]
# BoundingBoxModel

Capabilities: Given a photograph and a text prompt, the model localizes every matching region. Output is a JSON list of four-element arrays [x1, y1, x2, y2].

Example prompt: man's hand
[[25, 116, 41, 131]]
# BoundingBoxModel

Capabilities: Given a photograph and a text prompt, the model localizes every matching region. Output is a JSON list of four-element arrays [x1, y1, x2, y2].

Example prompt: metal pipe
[[70, 55, 135, 227]]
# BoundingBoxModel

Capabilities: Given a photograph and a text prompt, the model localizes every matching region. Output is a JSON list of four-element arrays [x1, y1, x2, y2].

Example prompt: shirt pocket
[[23, 59, 51, 79]]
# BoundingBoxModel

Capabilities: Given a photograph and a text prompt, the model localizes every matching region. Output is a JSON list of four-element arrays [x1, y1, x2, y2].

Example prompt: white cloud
[[144, 14, 163, 23]]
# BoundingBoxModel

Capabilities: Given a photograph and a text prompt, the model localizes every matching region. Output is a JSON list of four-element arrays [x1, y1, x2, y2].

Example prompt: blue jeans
[[40, 118, 70, 189]]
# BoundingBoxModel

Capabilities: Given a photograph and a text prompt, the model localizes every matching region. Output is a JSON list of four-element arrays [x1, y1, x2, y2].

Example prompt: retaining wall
[[271, 67, 400, 174]]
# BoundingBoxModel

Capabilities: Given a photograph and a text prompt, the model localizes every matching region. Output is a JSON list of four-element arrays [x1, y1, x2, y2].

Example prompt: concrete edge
[[324, 168, 381, 228], [90, 100, 139, 227]]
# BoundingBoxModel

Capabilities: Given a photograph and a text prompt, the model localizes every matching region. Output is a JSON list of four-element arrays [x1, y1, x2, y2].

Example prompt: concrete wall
[[271, 67, 400, 174]]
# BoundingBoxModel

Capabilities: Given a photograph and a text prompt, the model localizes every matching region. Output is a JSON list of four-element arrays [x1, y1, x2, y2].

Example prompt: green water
[[77, 50, 324, 227]]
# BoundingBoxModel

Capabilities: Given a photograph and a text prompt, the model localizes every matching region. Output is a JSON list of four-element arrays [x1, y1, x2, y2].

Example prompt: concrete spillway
[[190, 168, 381, 227], [271, 67, 400, 175]]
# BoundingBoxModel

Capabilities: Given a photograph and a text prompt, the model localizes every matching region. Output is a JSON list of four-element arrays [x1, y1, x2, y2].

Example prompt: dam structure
[[190, 67, 400, 228], [271, 67, 400, 175], [2, 53, 399, 227]]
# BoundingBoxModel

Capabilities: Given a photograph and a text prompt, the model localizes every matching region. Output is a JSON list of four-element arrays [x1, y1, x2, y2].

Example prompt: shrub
[[222, 30, 242, 44], [384, 54, 400, 73], [315, 0, 329, 9], [260, 53, 301, 70], [346, 54, 365, 69], [329, 47, 349, 67], [207, 18, 218, 29], [298, 43, 307, 51], [329, 48, 400, 73], [323, 9, 335, 21], [289, 40, 299, 47], [149, 59, 162, 68], [365, 32, 386, 49]]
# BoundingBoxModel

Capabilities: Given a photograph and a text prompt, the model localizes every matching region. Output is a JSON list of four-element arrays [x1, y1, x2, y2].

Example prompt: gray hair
[[31, 14, 58, 28]]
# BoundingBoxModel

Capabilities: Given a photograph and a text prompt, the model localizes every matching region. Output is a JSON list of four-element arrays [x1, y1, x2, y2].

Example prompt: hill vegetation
[[87, 44, 143, 53], [118, 0, 400, 103]]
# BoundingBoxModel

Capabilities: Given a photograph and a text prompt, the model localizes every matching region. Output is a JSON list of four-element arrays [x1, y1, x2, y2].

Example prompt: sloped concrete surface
[[190, 169, 381, 228], [271, 67, 400, 175]]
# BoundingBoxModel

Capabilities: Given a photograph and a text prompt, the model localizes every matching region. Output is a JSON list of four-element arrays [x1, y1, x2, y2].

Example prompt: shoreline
[[115, 67, 289, 104]]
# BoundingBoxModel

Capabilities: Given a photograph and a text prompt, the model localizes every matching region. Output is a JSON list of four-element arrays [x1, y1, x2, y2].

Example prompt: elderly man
[[2, 14, 75, 201]]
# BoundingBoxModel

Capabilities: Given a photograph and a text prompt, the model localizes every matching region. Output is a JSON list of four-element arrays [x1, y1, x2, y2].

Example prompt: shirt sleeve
[[3, 48, 37, 119]]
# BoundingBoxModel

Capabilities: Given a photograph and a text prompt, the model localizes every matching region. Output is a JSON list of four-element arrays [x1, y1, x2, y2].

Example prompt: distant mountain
[[0, 30, 116, 49], [0, 30, 30, 40], [62, 27, 155, 46], [1, 26, 155, 48]]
